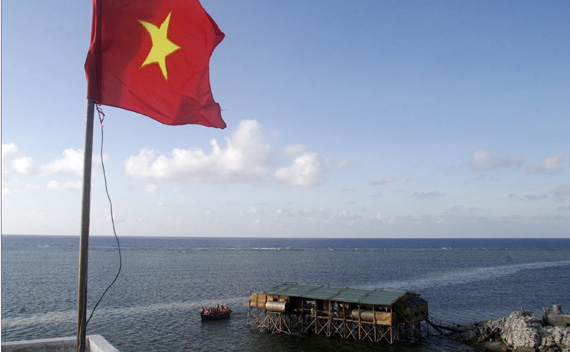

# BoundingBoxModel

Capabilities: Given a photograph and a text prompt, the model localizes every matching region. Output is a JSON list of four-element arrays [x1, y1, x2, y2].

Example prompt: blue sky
[[2, 1, 569, 238]]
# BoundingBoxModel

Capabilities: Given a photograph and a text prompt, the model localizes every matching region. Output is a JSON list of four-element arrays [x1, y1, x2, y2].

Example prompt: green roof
[[263, 283, 411, 306]]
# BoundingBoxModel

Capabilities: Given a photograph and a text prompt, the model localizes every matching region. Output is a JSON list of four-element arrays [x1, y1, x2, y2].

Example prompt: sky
[[2, 1, 569, 238]]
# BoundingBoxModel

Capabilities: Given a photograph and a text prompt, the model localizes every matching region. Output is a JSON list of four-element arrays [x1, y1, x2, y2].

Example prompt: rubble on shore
[[446, 307, 570, 352]]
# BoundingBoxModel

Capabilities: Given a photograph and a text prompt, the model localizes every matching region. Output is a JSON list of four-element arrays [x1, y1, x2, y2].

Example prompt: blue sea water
[[2, 236, 570, 351]]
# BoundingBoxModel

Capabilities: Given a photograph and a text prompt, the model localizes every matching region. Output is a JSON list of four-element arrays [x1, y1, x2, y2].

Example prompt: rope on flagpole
[[85, 104, 123, 326]]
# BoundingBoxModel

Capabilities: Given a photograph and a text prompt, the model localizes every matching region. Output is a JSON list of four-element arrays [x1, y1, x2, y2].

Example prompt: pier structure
[[248, 283, 428, 344]]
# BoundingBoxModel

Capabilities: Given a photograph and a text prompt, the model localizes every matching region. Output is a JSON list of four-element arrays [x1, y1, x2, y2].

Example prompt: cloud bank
[[125, 120, 327, 186]]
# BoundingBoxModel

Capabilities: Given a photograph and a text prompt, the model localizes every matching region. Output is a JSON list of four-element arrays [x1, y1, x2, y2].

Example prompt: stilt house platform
[[248, 283, 428, 344]]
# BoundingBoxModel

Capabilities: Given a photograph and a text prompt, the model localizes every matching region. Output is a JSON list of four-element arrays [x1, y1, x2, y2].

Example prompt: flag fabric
[[85, 0, 226, 128]]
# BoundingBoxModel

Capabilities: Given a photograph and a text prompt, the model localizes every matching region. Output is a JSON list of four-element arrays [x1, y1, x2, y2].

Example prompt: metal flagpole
[[77, 98, 95, 352]]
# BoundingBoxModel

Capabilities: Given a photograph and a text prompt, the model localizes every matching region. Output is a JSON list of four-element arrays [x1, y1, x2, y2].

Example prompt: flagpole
[[77, 98, 95, 352]]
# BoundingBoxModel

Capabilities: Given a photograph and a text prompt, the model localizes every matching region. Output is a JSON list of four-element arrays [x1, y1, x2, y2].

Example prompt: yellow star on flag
[[138, 12, 181, 80]]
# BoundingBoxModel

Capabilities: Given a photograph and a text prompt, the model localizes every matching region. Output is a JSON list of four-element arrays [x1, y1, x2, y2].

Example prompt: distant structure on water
[[248, 283, 428, 344]]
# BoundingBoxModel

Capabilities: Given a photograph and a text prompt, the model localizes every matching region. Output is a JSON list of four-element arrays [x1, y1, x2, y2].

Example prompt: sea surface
[[2, 236, 570, 351]]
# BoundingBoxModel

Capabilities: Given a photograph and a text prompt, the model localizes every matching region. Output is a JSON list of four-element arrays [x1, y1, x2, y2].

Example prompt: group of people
[[201, 304, 230, 315]]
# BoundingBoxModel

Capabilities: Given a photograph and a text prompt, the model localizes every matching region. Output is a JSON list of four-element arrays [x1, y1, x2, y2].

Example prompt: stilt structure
[[248, 283, 428, 344]]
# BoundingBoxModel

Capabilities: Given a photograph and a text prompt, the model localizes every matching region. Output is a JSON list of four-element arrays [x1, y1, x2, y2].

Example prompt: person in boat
[[201, 305, 231, 316]]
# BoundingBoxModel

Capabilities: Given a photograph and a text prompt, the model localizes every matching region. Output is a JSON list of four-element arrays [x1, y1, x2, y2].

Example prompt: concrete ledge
[[1, 335, 118, 352]]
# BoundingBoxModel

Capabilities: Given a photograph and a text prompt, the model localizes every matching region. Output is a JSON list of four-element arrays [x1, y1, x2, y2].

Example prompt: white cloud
[[334, 159, 354, 169], [2, 143, 35, 175], [125, 119, 327, 186], [2, 144, 84, 177], [39, 149, 84, 176], [527, 153, 564, 174], [12, 156, 35, 174], [144, 183, 158, 193], [412, 191, 447, 199], [274, 152, 327, 186], [470, 149, 523, 170], [524, 194, 548, 200], [283, 144, 306, 157], [46, 180, 82, 190], [125, 120, 275, 184], [375, 212, 395, 225], [372, 176, 397, 186], [2, 143, 19, 161], [273, 206, 333, 224], [508, 193, 548, 201], [278, 144, 328, 185], [245, 207, 258, 215], [246, 206, 398, 231], [553, 185, 570, 201]]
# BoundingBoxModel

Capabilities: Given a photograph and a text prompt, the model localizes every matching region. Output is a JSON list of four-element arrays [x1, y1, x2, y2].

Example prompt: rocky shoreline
[[446, 308, 570, 352]]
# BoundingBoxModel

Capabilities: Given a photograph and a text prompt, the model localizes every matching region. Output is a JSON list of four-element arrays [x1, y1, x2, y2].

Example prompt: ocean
[[2, 236, 570, 351]]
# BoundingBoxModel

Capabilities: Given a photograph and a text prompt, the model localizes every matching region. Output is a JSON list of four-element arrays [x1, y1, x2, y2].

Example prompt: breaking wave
[[372, 260, 570, 291], [1, 296, 248, 328]]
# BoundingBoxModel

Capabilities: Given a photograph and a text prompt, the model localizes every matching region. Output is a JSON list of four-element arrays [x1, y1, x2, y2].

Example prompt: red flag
[[85, 0, 226, 128]]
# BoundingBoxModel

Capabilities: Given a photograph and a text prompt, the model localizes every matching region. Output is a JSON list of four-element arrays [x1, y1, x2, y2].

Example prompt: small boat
[[200, 306, 232, 322]]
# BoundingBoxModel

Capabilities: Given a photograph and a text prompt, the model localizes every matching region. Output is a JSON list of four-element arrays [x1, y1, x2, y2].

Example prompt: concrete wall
[[1, 335, 118, 352]]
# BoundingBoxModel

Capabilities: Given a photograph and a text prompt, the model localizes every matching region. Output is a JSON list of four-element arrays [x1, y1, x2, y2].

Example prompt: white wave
[[2, 296, 249, 328], [369, 260, 570, 291], [1, 310, 77, 328]]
